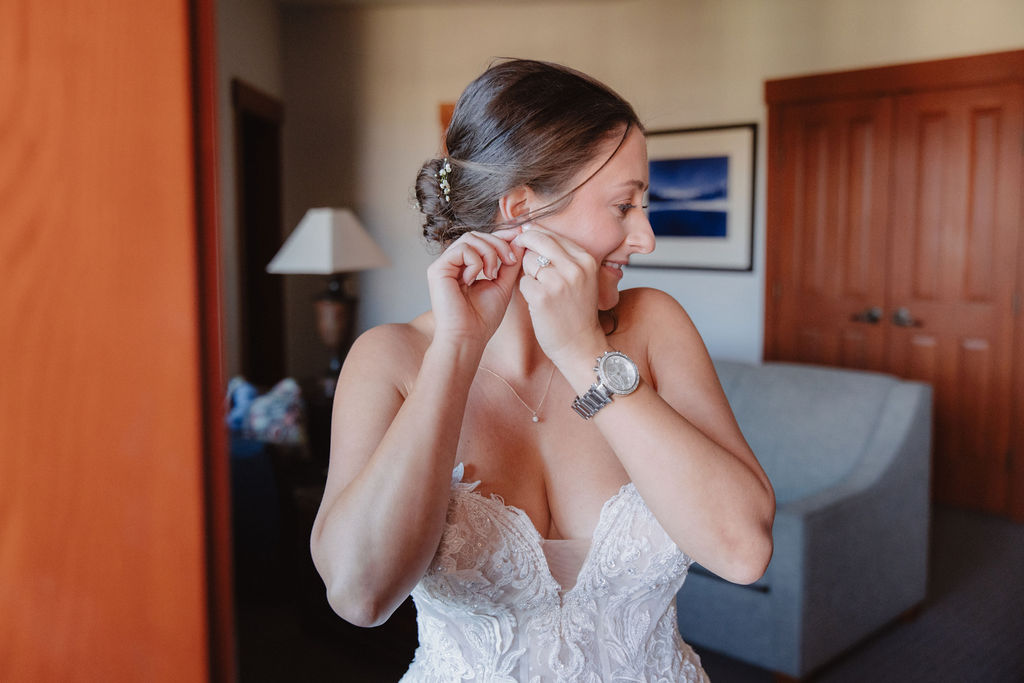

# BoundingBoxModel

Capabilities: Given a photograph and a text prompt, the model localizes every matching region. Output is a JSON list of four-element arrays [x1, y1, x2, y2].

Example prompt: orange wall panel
[[0, 1, 210, 679]]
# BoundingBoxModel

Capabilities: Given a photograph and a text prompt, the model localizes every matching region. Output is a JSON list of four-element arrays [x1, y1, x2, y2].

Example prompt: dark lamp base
[[313, 274, 357, 397]]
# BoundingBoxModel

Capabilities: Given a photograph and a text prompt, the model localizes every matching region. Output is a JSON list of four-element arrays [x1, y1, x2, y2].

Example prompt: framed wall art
[[632, 123, 756, 271]]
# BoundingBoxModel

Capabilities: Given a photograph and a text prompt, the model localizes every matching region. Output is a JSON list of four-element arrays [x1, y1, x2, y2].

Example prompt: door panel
[[767, 70, 1023, 517], [0, 1, 218, 679], [769, 98, 892, 372], [964, 108, 1001, 301], [889, 85, 1023, 513], [767, 55, 1024, 518]]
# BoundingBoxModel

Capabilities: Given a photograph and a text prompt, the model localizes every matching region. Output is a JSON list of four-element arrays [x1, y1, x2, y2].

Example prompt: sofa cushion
[[713, 360, 901, 503]]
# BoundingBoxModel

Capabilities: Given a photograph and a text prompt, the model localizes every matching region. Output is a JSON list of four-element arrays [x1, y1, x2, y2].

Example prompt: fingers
[[459, 242, 488, 285], [515, 226, 597, 282], [518, 261, 553, 299], [494, 242, 526, 291], [461, 234, 501, 283], [512, 223, 591, 263], [435, 229, 522, 286], [517, 249, 581, 304], [521, 251, 555, 279], [491, 226, 524, 243], [515, 223, 603, 361]]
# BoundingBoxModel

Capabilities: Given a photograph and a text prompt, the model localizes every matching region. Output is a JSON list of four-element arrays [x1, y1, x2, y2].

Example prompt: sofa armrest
[[777, 380, 931, 517], [770, 380, 932, 674]]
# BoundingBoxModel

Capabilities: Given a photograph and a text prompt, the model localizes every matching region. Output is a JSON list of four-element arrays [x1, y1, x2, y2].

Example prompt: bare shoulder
[[613, 287, 714, 389], [614, 287, 701, 344], [341, 314, 433, 397], [617, 286, 687, 317]]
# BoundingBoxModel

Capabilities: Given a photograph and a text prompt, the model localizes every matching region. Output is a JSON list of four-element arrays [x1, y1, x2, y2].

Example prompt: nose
[[627, 213, 656, 255]]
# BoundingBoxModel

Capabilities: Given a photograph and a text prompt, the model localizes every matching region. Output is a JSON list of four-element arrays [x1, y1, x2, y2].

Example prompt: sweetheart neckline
[[450, 464, 638, 596]]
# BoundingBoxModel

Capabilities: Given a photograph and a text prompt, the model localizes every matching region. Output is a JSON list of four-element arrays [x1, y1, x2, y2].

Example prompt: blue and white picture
[[648, 156, 730, 238], [631, 124, 756, 271]]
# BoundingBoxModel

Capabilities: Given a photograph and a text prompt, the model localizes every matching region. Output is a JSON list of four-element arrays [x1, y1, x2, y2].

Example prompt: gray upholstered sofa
[[677, 360, 933, 679]]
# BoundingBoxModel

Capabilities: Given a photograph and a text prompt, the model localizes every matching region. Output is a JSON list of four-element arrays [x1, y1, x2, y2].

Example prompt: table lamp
[[267, 208, 389, 393]]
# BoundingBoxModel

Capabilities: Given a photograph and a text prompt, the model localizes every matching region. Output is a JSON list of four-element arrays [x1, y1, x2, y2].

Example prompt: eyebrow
[[618, 179, 649, 192]]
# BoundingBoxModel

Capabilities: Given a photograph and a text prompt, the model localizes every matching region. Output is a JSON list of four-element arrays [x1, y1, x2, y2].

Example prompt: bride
[[311, 59, 775, 681]]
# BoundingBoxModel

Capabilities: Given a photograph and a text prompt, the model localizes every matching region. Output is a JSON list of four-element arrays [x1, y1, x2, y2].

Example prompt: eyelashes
[[616, 202, 649, 215]]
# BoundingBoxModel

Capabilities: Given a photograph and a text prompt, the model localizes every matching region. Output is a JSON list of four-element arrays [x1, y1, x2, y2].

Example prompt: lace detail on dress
[[401, 464, 708, 683]]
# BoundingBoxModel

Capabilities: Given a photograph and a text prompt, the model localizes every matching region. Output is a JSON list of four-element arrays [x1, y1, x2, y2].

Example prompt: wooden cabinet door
[[888, 85, 1023, 513], [767, 80, 1024, 516], [767, 97, 893, 371]]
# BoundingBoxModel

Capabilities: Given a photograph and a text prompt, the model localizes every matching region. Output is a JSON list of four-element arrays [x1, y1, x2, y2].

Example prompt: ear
[[498, 185, 541, 222]]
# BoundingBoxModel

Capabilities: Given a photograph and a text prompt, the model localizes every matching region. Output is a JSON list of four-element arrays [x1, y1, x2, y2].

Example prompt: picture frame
[[632, 123, 756, 271]]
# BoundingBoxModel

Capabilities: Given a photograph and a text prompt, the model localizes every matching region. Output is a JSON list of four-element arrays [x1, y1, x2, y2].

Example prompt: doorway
[[232, 79, 285, 388]]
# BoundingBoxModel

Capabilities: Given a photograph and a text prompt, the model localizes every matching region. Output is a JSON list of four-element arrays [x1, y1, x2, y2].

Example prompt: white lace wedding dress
[[400, 464, 709, 682]]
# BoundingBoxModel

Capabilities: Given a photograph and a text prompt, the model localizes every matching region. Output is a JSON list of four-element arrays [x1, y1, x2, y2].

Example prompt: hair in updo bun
[[415, 157, 462, 247], [415, 59, 642, 247]]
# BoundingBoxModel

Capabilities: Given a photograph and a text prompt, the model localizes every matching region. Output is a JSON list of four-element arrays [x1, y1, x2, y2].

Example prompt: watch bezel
[[596, 351, 640, 395]]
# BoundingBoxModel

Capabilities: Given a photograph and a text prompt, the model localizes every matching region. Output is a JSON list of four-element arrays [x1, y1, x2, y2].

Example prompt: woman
[[311, 59, 774, 681]]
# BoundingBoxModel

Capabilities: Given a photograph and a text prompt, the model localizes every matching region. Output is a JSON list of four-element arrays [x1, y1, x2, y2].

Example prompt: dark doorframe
[[192, 2, 234, 681], [232, 79, 285, 388]]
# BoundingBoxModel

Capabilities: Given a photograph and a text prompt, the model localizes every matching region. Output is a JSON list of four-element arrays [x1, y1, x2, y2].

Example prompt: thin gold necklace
[[478, 363, 557, 423]]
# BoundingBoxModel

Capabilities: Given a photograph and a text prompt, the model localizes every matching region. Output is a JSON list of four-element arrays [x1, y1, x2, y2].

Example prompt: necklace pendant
[[478, 363, 556, 427]]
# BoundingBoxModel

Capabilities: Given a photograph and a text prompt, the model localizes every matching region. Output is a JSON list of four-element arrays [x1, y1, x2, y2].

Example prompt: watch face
[[599, 352, 639, 395]]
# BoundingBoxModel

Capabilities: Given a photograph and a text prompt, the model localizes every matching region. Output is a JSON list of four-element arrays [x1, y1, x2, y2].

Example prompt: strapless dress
[[399, 464, 708, 682]]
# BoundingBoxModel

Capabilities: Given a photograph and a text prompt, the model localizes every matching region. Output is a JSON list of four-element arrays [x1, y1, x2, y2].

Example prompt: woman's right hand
[[427, 227, 525, 347]]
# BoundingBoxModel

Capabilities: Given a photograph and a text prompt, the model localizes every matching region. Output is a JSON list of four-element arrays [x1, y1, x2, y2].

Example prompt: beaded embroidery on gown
[[400, 464, 709, 683]]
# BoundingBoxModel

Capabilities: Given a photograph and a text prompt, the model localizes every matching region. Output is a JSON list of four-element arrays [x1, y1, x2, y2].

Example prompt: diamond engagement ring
[[536, 255, 552, 269]]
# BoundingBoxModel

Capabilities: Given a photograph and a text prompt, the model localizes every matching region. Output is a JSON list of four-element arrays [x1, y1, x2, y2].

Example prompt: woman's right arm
[[310, 228, 523, 627], [309, 327, 483, 627]]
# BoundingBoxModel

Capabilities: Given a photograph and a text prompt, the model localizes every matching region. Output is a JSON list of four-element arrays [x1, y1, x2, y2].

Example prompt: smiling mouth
[[601, 261, 626, 270]]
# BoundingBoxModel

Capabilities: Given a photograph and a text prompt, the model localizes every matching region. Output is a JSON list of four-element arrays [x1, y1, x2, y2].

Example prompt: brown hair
[[415, 59, 643, 247]]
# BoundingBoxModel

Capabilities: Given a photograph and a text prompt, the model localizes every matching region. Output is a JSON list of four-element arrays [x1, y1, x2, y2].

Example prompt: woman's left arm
[[516, 227, 774, 585], [594, 289, 774, 585]]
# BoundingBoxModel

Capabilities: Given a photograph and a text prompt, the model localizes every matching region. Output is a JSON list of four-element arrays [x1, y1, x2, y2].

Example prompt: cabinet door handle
[[892, 307, 923, 327], [851, 306, 883, 323]]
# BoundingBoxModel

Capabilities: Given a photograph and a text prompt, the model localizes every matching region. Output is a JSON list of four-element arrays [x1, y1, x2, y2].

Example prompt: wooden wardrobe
[[764, 50, 1024, 521]]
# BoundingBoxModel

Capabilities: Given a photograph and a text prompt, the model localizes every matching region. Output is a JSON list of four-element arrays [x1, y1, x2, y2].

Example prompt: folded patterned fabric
[[226, 376, 307, 445], [226, 376, 259, 431]]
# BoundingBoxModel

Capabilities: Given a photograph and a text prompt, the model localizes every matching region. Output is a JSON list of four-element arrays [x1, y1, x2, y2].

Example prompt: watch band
[[571, 384, 612, 420]]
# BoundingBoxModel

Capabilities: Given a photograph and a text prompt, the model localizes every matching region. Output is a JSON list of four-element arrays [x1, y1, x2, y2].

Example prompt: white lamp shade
[[266, 207, 390, 274]]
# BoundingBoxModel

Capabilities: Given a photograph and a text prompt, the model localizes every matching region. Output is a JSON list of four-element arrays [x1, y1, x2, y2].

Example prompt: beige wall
[[216, 0, 283, 380], [273, 0, 1024, 380]]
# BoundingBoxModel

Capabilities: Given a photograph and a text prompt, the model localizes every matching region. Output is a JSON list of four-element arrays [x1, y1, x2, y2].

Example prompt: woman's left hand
[[513, 224, 607, 365]]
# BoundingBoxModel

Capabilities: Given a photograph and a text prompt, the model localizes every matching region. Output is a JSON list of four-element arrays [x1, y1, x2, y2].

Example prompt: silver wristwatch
[[571, 351, 640, 419]]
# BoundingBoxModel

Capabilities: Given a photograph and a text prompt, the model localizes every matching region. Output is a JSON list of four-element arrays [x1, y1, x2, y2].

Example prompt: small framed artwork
[[632, 123, 756, 271]]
